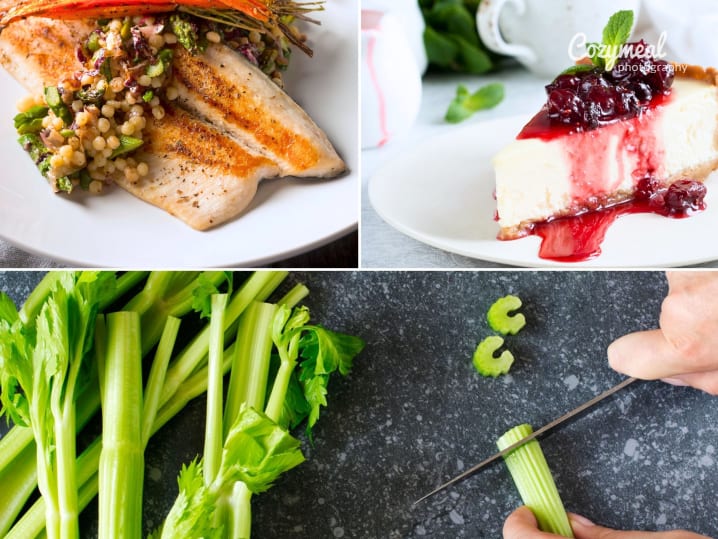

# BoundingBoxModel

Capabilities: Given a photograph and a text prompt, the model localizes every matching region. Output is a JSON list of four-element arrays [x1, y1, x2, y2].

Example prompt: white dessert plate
[[369, 115, 718, 268], [0, 0, 357, 268]]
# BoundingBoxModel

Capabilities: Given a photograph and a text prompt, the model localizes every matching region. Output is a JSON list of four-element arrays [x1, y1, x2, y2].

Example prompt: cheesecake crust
[[674, 63, 718, 86]]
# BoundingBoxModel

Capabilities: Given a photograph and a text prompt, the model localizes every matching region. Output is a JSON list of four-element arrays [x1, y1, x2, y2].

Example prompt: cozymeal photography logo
[[567, 30, 686, 76], [568, 31, 668, 64]]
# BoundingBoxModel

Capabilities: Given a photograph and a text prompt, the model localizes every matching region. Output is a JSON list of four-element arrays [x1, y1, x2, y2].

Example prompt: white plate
[[0, 1, 358, 268], [369, 115, 718, 268]]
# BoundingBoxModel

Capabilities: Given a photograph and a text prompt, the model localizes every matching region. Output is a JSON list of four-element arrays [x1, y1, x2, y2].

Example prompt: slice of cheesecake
[[494, 61, 718, 240]]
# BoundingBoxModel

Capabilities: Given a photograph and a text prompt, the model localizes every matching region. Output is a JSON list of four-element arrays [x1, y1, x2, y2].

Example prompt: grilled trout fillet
[[0, 15, 344, 229], [172, 44, 346, 178]]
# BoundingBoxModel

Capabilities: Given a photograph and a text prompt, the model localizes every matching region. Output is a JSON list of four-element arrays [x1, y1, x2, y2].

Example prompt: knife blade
[[413, 376, 638, 505]]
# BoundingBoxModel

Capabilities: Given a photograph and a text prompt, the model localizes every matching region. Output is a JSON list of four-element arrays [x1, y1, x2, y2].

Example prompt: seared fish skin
[[172, 43, 346, 179], [0, 13, 345, 230]]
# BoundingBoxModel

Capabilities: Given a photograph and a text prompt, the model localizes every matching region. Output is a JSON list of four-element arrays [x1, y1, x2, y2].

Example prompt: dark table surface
[[1, 271, 716, 538]]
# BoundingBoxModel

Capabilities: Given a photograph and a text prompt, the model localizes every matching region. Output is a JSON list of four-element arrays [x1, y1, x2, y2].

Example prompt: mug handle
[[476, 0, 537, 63]]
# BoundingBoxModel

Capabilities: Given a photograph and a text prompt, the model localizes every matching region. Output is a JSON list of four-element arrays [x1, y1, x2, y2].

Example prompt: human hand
[[503, 506, 710, 539], [607, 271, 718, 395]]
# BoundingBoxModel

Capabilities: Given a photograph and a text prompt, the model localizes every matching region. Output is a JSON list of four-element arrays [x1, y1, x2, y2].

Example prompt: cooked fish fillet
[[0, 14, 344, 229], [119, 104, 279, 230], [172, 44, 346, 178]]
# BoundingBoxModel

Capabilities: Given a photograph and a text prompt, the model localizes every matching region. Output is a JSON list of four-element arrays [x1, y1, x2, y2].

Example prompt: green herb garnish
[[587, 10, 634, 71], [445, 82, 504, 123], [13, 106, 48, 135], [110, 135, 144, 159]]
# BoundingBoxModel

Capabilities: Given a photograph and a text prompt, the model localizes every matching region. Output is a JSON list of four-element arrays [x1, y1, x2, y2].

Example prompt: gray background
[[1, 271, 717, 538]]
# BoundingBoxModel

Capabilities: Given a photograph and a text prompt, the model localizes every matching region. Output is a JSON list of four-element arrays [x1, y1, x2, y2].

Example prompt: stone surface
[[1, 271, 716, 538]]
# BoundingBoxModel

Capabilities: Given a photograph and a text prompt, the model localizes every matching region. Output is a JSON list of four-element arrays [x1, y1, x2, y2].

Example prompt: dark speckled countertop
[[1, 271, 716, 538]]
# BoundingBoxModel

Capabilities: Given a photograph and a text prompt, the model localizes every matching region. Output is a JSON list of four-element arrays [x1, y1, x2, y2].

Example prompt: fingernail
[[662, 377, 688, 387], [570, 514, 595, 528]]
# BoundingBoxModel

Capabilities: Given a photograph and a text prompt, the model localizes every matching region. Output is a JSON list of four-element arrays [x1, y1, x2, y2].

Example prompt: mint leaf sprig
[[445, 82, 504, 124], [586, 10, 635, 71]]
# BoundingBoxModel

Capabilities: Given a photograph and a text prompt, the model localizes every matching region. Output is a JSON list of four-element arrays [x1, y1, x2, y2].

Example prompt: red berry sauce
[[526, 178, 707, 262]]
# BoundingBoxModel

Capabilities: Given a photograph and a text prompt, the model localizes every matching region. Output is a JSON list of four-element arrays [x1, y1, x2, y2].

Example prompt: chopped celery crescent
[[497, 424, 574, 538], [487, 295, 526, 335], [472, 335, 514, 377]]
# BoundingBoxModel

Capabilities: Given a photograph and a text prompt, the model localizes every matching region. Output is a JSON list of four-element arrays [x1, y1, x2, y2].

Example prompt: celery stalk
[[142, 316, 181, 446], [277, 283, 309, 309], [204, 294, 228, 487], [98, 312, 144, 539], [224, 302, 277, 438], [0, 442, 37, 537], [497, 424, 574, 538]]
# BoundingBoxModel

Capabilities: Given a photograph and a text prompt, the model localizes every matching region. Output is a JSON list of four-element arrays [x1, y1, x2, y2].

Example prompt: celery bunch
[[153, 295, 365, 538], [0, 271, 364, 538]]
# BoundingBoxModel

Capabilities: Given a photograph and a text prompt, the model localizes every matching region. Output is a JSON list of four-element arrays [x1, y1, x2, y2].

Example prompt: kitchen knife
[[414, 376, 638, 505]]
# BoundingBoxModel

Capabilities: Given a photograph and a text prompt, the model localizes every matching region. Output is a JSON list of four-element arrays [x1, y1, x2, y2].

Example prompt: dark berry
[[631, 81, 653, 104], [547, 89, 584, 124], [664, 180, 707, 214], [635, 175, 662, 200], [546, 74, 583, 93], [586, 86, 618, 120]]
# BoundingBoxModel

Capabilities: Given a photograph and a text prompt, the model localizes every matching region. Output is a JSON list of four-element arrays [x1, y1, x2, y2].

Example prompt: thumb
[[570, 514, 708, 539]]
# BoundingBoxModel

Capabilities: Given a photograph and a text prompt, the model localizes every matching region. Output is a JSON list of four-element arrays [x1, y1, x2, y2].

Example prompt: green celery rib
[[0, 384, 101, 536], [152, 343, 235, 432], [224, 301, 279, 539], [18, 272, 63, 323], [204, 294, 228, 487], [5, 345, 235, 539], [224, 302, 277, 437], [98, 312, 144, 539], [497, 424, 574, 538], [158, 271, 287, 409], [142, 316, 181, 446], [277, 283, 309, 308], [0, 442, 37, 537]]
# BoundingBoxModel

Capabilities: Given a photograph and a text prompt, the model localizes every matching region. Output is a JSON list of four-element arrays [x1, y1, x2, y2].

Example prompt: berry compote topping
[[545, 41, 675, 130], [635, 176, 707, 216]]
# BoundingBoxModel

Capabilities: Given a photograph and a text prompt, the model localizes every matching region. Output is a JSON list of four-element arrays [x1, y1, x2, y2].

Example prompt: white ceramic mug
[[361, 10, 423, 149], [477, 0, 641, 78]]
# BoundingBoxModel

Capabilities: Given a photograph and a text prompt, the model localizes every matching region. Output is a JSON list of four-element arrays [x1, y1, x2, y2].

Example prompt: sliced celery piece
[[472, 335, 514, 377], [487, 295, 526, 335]]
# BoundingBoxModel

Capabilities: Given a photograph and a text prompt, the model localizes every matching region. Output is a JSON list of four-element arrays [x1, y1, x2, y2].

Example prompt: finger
[[662, 371, 718, 396], [570, 514, 709, 539], [607, 330, 689, 380], [503, 506, 563, 539]]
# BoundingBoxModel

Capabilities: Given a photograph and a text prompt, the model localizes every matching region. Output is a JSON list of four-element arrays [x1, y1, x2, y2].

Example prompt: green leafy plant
[[420, 0, 495, 74]]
